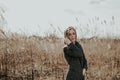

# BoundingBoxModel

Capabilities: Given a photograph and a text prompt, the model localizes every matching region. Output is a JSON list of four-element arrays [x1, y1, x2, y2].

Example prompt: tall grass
[[0, 29, 120, 80]]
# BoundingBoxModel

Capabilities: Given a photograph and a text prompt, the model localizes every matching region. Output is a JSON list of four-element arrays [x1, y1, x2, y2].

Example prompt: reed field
[[0, 29, 120, 80]]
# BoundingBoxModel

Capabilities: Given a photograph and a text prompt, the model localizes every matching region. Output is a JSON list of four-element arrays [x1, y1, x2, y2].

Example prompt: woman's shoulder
[[75, 41, 79, 44], [75, 41, 80, 45], [75, 41, 82, 47]]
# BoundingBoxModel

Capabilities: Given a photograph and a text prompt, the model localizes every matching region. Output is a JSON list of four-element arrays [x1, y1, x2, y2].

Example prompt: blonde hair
[[64, 26, 77, 39]]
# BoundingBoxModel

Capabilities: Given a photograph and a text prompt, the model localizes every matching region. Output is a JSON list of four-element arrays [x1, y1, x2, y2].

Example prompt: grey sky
[[0, 0, 120, 38]]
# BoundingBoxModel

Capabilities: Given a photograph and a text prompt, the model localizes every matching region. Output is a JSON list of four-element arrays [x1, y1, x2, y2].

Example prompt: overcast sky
[[0, 0, 120, 38]]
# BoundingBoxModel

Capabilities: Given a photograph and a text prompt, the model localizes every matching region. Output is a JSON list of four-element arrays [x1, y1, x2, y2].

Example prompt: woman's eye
[[73, 33, 75, 35], [69, 33, 75, 36], [69, 33, 72, 36]]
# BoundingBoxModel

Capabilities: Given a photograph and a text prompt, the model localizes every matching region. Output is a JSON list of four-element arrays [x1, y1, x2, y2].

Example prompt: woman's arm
[[80, 45, 88, 70], [82, 53, 88, 76], [76, 42, 88, 70], [63, 42, 82, 57], [82, 52, 88, 70]]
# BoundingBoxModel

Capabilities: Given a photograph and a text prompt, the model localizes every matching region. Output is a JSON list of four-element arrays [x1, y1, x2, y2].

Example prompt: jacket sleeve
[[80, 45, 88, 70], [63, 42, 82, 58], [83, 52, 88, 70]]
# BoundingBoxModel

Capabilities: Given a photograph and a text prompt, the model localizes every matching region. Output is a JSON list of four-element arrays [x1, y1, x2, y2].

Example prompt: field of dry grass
[[0, 30, 120, 80]]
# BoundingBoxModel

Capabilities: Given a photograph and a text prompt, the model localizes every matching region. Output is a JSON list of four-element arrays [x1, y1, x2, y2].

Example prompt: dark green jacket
[[63, 41, 88, 80]]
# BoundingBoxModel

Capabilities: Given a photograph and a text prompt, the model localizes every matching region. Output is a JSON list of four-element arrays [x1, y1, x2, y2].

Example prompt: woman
[[63, 26, 88, 80]]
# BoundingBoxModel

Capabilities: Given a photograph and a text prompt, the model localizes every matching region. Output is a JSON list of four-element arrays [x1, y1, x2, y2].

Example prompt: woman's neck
[[72, 41, 76, 44]]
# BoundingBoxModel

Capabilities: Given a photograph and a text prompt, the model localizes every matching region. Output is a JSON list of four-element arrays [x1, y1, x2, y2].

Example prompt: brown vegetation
[[0, 30, 120, 80]]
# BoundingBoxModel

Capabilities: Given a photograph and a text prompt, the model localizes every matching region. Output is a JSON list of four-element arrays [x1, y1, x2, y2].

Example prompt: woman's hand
[[83, 68, 87, 76], [64, 38, 71, 45]]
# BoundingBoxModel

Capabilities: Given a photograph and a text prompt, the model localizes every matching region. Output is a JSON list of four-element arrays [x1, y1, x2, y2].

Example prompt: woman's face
[[68, 29, 76, 43]]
